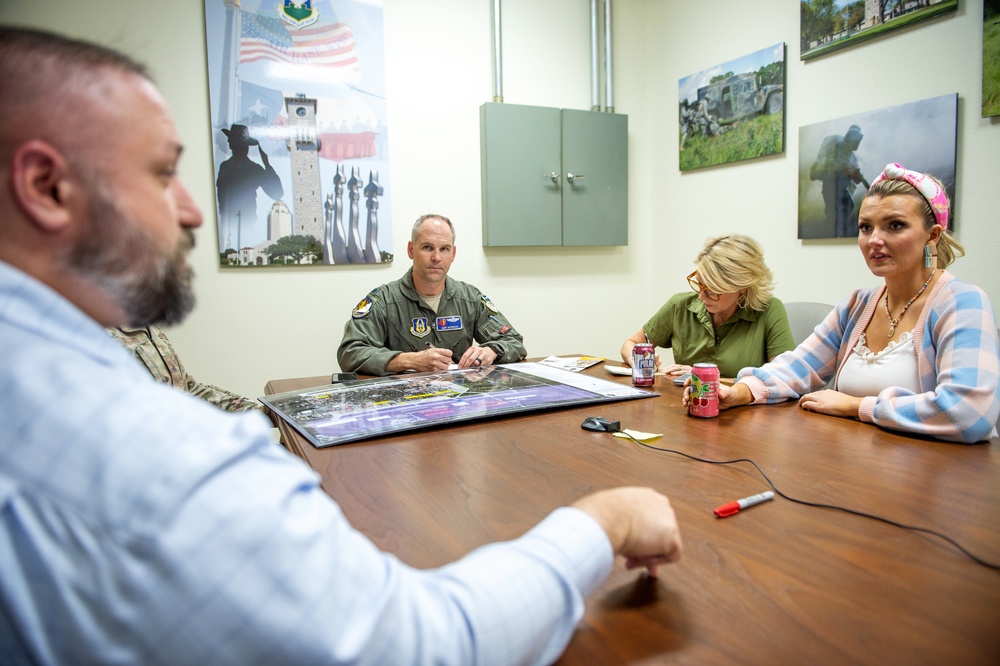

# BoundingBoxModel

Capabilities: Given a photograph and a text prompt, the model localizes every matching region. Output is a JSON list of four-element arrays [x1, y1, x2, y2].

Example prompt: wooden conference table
[[264, 363, 1000, 665]]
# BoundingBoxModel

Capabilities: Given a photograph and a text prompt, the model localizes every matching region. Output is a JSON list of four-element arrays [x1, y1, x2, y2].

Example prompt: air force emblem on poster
[[410, 317, 430, 338], [481, 295, 499, 313], [352, 296, 374, 319], [436, 316, 463, 332], [280, 0, 320, 29]]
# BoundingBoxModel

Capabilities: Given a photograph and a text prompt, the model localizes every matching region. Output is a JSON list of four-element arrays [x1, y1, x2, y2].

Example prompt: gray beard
[[62, 184, 196, 327]]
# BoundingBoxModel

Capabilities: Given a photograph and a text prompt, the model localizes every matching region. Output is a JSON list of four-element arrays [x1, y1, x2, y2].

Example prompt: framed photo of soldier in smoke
[[797, 93, 957, 240], [203, 0, 393, 268]]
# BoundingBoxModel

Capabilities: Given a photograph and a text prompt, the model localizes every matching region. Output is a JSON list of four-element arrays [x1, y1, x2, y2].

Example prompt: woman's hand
[[620, 329, 661, 371], [797, 390, 862, 419], [682, 379, 752, 410], [660, 363, 691, 377]]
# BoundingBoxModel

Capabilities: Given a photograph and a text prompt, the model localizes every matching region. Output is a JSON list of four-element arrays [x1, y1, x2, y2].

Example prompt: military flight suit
[[337, 268, 527, 376], [108, 325, 263, 414]]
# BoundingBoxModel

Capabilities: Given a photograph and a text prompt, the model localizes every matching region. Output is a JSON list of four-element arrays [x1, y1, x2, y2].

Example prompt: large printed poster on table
[[203, 0, 393, 268], [261, 363, 657, 448]]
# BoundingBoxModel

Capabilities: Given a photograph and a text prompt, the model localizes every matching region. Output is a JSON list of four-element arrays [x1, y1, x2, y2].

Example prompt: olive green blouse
[[643, 292, 795, 378]]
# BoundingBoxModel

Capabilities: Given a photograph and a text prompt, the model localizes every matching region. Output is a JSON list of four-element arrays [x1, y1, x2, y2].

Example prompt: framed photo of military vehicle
[[678, 43, 785, 172], [797, 93, 957, 239]]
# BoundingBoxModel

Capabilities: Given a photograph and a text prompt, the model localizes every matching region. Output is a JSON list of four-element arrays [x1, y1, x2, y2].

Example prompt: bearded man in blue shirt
[[0, 26, 682, 665]]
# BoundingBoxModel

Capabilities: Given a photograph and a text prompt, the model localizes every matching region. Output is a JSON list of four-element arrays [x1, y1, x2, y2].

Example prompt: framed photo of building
[[801, 0, 958, 61], [797, 93, 957, 240], [203, 0, 393, 268], [678, 43, 785, 172]]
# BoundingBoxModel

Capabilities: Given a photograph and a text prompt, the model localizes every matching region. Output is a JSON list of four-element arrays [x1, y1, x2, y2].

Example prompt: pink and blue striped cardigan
[[737, 271, 1000, 443]]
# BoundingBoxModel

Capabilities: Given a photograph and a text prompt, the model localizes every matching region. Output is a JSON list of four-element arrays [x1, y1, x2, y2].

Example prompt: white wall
[[641, 0, 1000, 317], [2, 0, 997, 401]]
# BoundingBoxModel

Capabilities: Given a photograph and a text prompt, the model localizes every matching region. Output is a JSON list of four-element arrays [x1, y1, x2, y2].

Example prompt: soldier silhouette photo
[[810, 124, 870, 238], [215, 123, 284, 248]]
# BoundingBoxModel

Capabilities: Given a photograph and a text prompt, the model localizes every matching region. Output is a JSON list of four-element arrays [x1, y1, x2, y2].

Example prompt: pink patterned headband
[[869, 162, 950, 228]]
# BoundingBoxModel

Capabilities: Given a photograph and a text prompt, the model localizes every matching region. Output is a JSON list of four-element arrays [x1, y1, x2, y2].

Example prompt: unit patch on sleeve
[[436, 316, 463, 332], [410, 317, 431, 338], [481, 295, 499, 313], [352, 296, 374, 319]]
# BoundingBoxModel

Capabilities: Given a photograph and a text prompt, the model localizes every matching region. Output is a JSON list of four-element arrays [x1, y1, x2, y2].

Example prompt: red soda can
[[631, 343, 655, 387], [689, 362, 720, 417]]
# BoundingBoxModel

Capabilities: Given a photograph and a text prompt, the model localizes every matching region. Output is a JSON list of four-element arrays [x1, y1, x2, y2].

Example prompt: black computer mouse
[[581, 416, 621, 432]]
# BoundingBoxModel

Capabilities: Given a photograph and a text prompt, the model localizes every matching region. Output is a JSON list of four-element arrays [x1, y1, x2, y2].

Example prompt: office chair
[[784, 301, 834, 346]]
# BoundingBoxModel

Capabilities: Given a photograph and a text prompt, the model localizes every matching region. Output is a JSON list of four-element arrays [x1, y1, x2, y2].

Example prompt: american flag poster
[[204, 0, 393, 268]]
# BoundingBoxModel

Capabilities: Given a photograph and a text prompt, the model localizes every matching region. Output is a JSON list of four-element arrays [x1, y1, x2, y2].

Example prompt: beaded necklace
[[884, 268, 936, 338]]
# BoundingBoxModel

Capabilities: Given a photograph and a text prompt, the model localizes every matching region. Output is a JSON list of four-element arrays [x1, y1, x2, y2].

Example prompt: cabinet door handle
[[545, 172, 560, 184], [566, 172, 585, 184]]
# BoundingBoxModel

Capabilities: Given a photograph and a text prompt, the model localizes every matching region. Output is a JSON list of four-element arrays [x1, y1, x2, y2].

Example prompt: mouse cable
[[615, 430, 1000, 571]]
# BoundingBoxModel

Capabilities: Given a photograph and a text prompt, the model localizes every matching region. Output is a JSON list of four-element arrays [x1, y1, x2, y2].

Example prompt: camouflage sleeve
[[108, 326, 174, 384], [472, 293, 527, 363], [336, 292, 401, 376], [111, 326, 262, 414], [183, 375, 262, 414], [169, 336, 261, 413]]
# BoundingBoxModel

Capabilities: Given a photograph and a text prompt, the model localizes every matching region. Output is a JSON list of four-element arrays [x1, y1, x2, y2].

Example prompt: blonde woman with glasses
[[620, 234, 794, 378]]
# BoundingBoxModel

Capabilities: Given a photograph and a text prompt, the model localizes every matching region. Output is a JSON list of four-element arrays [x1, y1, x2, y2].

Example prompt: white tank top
[[838, 330, 921, 397]]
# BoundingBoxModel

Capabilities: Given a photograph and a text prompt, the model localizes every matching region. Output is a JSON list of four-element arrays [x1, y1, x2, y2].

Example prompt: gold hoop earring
[[737, 293, 747, 308]]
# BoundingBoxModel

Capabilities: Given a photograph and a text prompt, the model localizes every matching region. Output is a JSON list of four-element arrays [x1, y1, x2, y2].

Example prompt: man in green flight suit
[[338, 214, 527, 376]]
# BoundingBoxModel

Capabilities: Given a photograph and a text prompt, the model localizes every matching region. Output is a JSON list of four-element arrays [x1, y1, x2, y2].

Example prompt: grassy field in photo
[[984, 17, 1000, 117], [802, 0, 958, 60], [679, 113, 783, 171]]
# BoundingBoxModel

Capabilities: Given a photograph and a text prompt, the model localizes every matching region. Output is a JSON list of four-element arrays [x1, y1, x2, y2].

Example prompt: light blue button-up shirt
[[0, 260, 613, 665]]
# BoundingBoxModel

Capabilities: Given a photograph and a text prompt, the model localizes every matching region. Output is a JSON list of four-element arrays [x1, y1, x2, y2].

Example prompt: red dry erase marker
[[713, 490, 774, 518]]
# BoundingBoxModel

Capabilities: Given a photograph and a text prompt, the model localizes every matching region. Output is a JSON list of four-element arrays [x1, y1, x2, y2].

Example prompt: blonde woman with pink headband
[[688, 163, 1000, 443]]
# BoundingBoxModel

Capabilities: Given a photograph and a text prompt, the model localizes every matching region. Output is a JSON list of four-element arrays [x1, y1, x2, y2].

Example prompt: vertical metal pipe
[[604, 0, 614, 112], [492, 0, 503, 102], [590, 0, 600, 111], [218, 0, 241, 129]]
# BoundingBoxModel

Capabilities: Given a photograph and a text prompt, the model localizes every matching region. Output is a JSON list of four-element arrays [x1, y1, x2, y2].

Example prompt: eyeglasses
[[687, 271, 719, 302]]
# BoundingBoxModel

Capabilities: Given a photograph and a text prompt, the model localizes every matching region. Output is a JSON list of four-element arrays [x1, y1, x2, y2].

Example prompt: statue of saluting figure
[[216, 123, 283, 245]]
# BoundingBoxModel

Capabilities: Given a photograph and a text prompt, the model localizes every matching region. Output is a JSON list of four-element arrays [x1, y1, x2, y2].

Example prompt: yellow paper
[[613, 429, 662, 441]]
